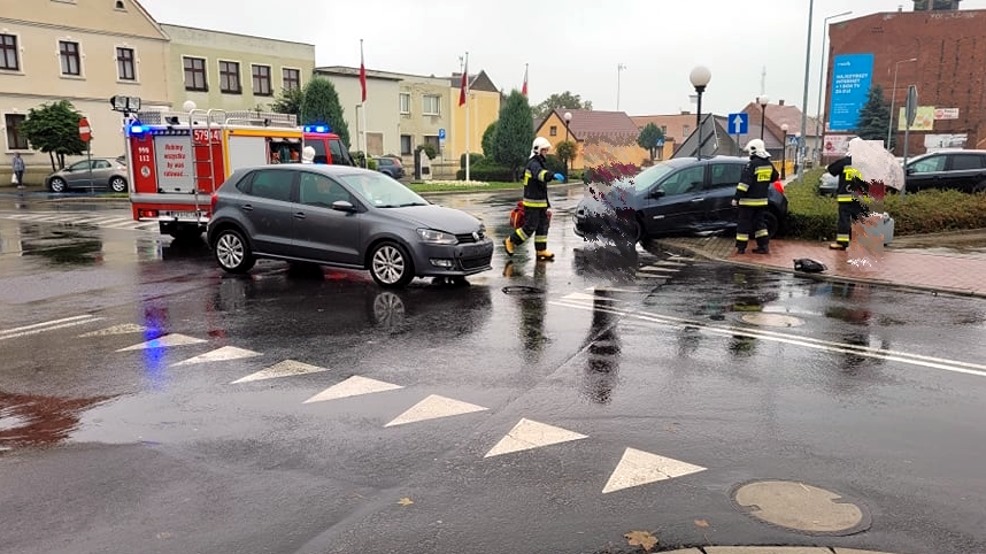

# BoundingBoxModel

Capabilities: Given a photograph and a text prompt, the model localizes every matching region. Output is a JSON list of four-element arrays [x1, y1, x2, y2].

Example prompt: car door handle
[[241, 204, 254, 212], [691, 198, 706, 202], [294, 212, 306, 220]]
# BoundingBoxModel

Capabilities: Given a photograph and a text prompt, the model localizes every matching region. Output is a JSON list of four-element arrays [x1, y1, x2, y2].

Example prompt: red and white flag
[[458, 54, 469, 107], [359, 40, 367, 103], [522, 64, 528, 97]]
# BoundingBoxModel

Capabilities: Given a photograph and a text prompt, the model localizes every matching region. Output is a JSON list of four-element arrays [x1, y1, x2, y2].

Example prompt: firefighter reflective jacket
[[735, 157, 778, 207], [828, 156, 868, 203], [522, 155, 555, 208]]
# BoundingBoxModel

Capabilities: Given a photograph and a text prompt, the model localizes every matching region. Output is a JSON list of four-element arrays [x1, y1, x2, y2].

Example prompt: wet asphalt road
[[2, 189, 986, 554]]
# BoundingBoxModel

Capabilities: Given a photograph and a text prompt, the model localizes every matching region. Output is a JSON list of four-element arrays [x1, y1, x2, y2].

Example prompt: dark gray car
[[206, 165, 493, 288]]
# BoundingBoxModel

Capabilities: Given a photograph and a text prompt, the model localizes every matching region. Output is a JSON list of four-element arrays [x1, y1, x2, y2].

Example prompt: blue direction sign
[[438, 128, 446, 140], [728, 113, 749, 135], [656, 138, 665, 148]]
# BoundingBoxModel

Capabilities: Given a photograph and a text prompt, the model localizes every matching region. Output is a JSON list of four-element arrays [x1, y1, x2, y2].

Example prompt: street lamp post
[[797, 0, 815, 186], [689, 66, 712, 161], [617, 63, 627, 111], [781, 124, 789, 179], [888, 57, 918, 152], [757, 95, 770, 140], [564, 111, 572, 180], [815, 10, 853, 163]]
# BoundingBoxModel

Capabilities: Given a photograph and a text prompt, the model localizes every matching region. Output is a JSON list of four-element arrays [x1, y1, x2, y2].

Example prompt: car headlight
[[416, 228, 457, 245]]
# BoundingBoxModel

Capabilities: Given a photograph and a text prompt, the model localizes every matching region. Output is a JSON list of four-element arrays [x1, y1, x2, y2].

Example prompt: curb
[[657, 548, 905, 554], [649, 239, 986, 301]]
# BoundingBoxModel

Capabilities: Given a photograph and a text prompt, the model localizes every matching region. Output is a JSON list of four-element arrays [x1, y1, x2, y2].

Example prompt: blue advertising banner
[[829, 53, 874, 132]]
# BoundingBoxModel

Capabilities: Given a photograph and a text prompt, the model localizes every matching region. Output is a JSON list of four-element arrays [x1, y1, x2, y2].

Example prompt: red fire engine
[[125, 108, 351, 239]]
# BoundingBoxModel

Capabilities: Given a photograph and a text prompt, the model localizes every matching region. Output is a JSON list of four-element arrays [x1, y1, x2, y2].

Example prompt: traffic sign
[[905, 85, 919, 127], [438, 128, 446, 140], [655, 138, 665, 148], [728, 113, 749, 135], [79, 117, 92, 142]]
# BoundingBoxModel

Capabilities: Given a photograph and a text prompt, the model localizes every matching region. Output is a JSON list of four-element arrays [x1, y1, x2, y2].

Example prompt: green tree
[[555, 141, 577, 174], [856, 85, 892, 148], [481, 121, 498, 158], [417, 143, 438, 160], [20, 100, 87, 171], [493, 90, 536, 179], [637, 123, 666, 161], [532, 91, 592, 119], [271, 87, 304, 117], [300, 77, 350, 148]]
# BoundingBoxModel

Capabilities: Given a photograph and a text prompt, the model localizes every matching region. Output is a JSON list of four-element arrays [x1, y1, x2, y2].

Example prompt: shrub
[[460, 152, 484, 169], [416, 144, 438, 160], [456, 159, 514, 182]]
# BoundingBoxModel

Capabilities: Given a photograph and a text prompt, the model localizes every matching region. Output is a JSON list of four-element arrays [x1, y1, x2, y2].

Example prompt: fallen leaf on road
[[625, 530, 658, 552], [694, 519, 709, 528], [397, 497, 414, 507]]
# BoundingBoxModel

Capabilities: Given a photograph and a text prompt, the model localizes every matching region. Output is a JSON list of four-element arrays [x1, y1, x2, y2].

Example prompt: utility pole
[[617, 63, 626, 111]]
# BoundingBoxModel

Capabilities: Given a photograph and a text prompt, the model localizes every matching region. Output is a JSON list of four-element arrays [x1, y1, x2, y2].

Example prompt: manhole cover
[[732, 480, 870, 536], [741, 313, 805, 327]]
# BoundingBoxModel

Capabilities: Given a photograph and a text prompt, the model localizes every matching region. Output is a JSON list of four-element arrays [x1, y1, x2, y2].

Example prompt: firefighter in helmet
[[504, 137, 564, 261], [827, 142, 870, 250], [733, 138, 778, 255]]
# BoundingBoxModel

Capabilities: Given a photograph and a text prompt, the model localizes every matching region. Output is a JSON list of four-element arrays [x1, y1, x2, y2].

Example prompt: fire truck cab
[[126, 109, 350, 239]]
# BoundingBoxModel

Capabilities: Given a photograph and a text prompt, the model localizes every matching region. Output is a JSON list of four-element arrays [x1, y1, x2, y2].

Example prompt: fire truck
[[125, 108, 351, 239]]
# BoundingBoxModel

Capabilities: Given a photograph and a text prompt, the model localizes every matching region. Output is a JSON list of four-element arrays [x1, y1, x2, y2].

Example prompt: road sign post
[[902, 85, 918, 198], [655, 137, 665, 160]]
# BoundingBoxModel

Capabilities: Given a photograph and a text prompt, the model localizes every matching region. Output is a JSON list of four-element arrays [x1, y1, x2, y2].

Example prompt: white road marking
[[562, 292, 621, 303], [741, 313, 806, 328], [638, 266, 681, 273], [303, 375, 403, 404], [384, 394, 488, 427], [552, 300, 986, 378], [171, 346, 261, 367], [116, 334, 207, 352], [0, 315, 101, 341], [653, 261, 690, 267], [484, 418, 588, 458], [78, 323, 148, 338], [231, 359, 330, 384], [602, 447, 707, 494]]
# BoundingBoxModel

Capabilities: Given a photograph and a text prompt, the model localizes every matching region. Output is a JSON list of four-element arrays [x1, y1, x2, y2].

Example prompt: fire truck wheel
[[369, 241, 414, 289], [214, 228, 256, 274]]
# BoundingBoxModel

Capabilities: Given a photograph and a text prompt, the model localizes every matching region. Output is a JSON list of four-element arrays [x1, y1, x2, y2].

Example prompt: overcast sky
[[140, 0, 986, 118]]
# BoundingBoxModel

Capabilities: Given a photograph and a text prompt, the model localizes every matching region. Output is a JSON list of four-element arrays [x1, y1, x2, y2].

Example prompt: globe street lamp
[[690, 66, 711, 161], [564, 111, 573, 179], [757, 95, 770, 140], [888, 57, 918, 152], [781, 124, 789, 179]]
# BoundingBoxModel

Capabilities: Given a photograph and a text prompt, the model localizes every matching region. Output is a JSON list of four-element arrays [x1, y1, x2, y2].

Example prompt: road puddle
[[0, 391, 115, 450]]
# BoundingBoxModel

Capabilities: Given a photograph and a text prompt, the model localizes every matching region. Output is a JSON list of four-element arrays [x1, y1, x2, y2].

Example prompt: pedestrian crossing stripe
[[384, 394, 487, 427], [171, 346, 261, 367], [484, 418, 588, 458], [602, 447, 707, 494], [116, 333, 207, 352], [78, 323, 149, 338], [303, 375, 403, 404], [231, 360, 330, 384]]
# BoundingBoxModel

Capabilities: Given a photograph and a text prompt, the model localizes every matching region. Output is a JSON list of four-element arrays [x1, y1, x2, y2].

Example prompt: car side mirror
[[331, 200, 357, 213], [905, 167, 915, 175], [650, 187, 665, 198]]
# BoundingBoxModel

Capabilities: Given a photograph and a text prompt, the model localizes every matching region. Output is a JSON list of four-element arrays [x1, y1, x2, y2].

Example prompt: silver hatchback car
[[206, 165, 493, 288]]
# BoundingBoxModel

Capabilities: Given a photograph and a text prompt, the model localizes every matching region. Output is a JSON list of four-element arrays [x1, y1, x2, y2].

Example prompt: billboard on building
[[898, 106, 935, 131], [924, 134, 968, 151], [829, 53, 874, 132], [822, 134, 857, 157]]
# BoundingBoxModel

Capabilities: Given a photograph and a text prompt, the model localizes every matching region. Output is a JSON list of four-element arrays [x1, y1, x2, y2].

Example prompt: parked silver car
[[206, 165, 494, 288], [45, 157, 128, 193]]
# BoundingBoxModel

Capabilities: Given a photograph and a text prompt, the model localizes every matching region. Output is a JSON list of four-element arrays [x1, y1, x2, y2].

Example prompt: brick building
[[825, 1, 986, 156]]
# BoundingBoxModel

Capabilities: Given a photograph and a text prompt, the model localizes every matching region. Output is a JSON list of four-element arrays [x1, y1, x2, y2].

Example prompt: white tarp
[[847, 138, 905, 190]]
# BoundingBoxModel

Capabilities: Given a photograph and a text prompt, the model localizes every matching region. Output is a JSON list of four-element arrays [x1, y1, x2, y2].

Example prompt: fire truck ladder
[[187, 109, 227, 223]]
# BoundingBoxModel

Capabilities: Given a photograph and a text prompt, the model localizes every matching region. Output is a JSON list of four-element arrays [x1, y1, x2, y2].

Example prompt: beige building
[[315, 66, 402, 157], [395, 73, 451, 164], [161, 24, 314, 115], [0, 0, 171, 178], [446, 71, 501, 164]]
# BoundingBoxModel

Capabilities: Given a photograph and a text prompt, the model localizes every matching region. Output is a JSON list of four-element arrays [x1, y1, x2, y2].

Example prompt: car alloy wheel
[[214, 229, 255, 273], [49, 178, 66, 193], [110, 177, 127, 193], [370, 243, 413, 288]]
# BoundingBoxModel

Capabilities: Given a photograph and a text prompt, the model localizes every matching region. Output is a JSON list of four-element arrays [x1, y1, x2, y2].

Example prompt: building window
[[549, 125, 557, 137], [115, 0, 126, 9], [116, 47, 135, 81], [683, 125, 690, 136], [59, 41, 81, 76], [424, 135, 440, 151], [183, 57, 207, 91], [661, 125, 668, 135], [0, 34, 19, 71], [219, 61, 241, 94], [399, 93, 411, 115], [252, 64, 272, 96], [400, 135, 413, 155], [423, 95, 440, 116], [5, 114, 28, 150], [282, 68, 300, 91]]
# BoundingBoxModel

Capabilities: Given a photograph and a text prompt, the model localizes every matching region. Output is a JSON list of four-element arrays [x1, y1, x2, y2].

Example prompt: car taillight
[[210, 192, 218, 212]]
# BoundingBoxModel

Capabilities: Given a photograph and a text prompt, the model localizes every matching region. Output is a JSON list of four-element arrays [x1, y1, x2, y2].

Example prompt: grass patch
[[782, 168, 986, 239]]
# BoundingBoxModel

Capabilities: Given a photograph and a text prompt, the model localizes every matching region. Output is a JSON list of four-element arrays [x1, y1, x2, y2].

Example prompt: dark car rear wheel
[[764, 210, 780, 238], [369, 242, 414, 289], [214, 228, 256, 274]]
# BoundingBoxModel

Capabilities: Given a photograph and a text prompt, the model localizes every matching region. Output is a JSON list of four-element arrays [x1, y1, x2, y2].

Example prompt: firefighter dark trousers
[[736, 206, 769, 252], [512, 207, 550, 252], [836, 200, 868, 247]]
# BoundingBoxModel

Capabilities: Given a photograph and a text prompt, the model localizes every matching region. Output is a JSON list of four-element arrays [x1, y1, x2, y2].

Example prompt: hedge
[[456, 159, 514, 182], [782, 168, 986, 239], [460, 152, 484, 169]]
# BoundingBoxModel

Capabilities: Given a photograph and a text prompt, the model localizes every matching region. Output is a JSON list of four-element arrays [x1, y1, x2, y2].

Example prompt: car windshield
[[337, 171, 429, 208], [630, 162, 678, 193]]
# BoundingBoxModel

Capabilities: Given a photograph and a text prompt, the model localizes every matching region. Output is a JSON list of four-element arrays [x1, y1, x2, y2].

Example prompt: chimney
[[779, 99, 786, 106]]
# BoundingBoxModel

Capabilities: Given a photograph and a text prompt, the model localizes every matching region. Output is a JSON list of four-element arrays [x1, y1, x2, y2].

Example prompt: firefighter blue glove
[[553, 173, 565, 182]]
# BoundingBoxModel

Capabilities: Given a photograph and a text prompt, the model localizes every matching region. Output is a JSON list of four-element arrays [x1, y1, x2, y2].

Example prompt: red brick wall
[[826, 9, 986, 155]]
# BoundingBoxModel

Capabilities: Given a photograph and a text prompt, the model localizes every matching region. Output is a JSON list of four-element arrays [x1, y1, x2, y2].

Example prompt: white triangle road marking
[[384, 394, 487, 427], [231, 359, 330, 384], [116, 333, 207, 352], [78, 323, 148, 338], [602, 447, 707, 494], [484, 418, 588, 458], [561, 292, 622, 303], [303, 375, 403, 404], [171, 346, 262, 367]]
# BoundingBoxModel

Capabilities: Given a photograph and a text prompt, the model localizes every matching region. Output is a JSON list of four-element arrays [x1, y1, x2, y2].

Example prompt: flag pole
[[360, 39, 368, 167], [464, 51, 470, 182]]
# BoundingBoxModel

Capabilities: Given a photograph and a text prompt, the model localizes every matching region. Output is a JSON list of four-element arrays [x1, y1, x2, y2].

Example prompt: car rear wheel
[[369, 242, 414, 289], [49, 177, 66, 193], [214, 228, 255, 274], [109, 176, 127, 193], [764, 210, 780, 238]]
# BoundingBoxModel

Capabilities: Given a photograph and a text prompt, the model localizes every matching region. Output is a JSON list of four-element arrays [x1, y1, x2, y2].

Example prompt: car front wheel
[[214, 228, 256, 274], [369, 242, 414, 288]]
